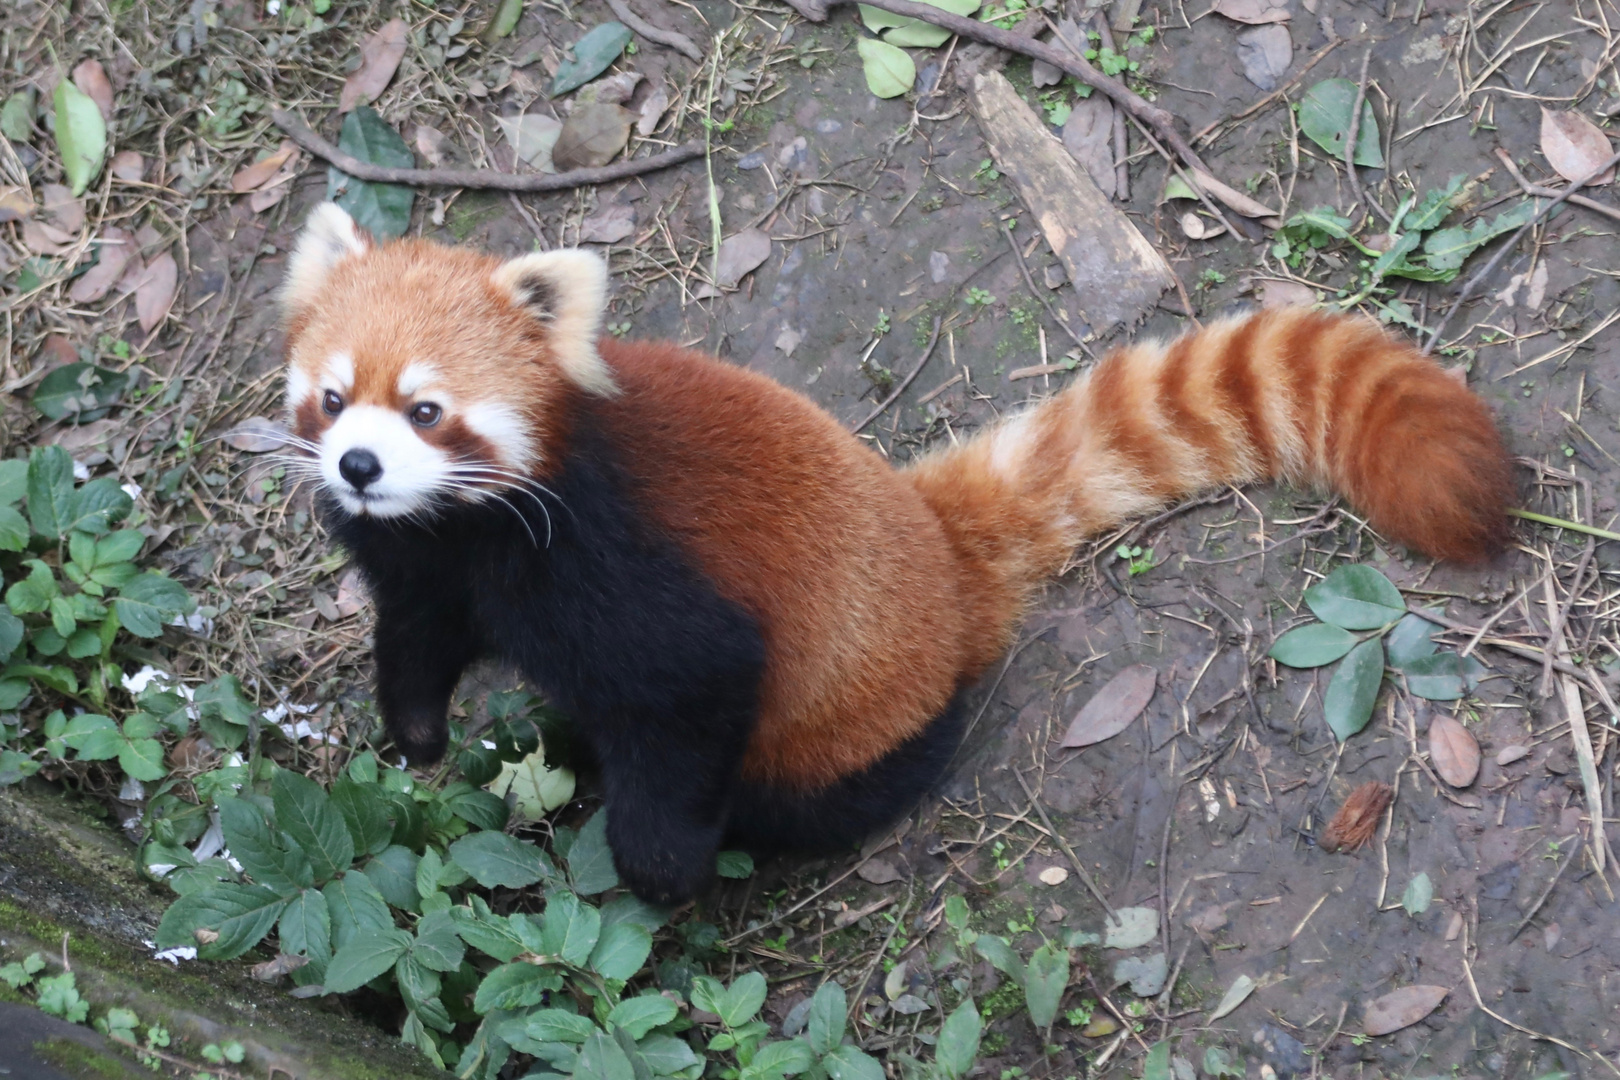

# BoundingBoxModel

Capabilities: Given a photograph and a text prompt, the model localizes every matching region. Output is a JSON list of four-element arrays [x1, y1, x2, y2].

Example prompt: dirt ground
[[5, 0, 1620, 1076]]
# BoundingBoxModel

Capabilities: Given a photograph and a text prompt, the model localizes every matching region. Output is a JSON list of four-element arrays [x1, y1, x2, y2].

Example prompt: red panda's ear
[[491, 249, 618, 397], [281, 203, 370, 321]]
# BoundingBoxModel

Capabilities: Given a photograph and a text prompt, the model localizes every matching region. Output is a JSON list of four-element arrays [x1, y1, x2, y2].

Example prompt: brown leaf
[[1540, 107, 1615, 185], [415, 124, 467, 168], [1060, 664, 1156, 748], [334, 568, 369, 616], [1212, 0, 1291, 23], [22, 219, 76, 256], [72, 58, 115, 123], [637, 87, 670, 137], [856, 857, 904, 885], [1235, 24, 1293, 92], [231, 140, 297, 192], [552, 103, 633, 171], [496, 114, 563, 173], [578, 202, 637, 244], [1362, 985, 1447, 1036], [68, 226, 132, 303], [249, 953, 309, 982], [1260, 279, 1317, 307], [1427, 713, 1480, 787], [340, 18, 409, 112], [714, 228, 773, 289], [224, 416, 291, 452], [41, 183, 85, 233], [0, 186, 33, 223], [1495, 744, 1529, 766], [1062, 95, 1116, 199], [1320, 780, 1391, 852], [135, 251, 178, 333], [577, 71, 644, 106], [109, 150, 146, 182]]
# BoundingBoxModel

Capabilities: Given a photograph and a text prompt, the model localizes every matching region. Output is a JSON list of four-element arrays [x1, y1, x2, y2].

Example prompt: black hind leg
[[725, 691, 968, 854]]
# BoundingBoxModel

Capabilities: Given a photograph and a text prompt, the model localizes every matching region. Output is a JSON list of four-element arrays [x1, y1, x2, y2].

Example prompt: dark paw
[[608, 813, 720, 907], [387, 714, 448, 765]]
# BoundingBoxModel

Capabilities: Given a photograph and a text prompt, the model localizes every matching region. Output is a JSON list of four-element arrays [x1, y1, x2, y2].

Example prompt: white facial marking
[[325, 351, 355, 390], [462, 401, 536, 472], [320, 404, 451, 517], [284, 366, 312, 413], [397, 362, 438, 398]]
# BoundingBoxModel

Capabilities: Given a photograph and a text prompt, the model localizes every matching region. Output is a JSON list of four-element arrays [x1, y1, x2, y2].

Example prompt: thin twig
[[851, 317, 943, 434], [1343, 49, 1373, 217], [603, 0, 704, 61], [1012, 766, 1119, 926], [1507, 842, 1578, 943], [271, 109, 704, 191], [1540, 537, 1593, 698], [998, 221, 1089, 354], [1496, 147, 1620, 224]]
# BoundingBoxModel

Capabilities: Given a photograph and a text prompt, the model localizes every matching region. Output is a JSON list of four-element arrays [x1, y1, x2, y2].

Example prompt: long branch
[[270, 109, 704, 191], [776, 0, 1211, 176]]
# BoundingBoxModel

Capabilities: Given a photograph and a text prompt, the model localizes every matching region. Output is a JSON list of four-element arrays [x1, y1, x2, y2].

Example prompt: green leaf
[[1142, 1040, 1171, 1080], [1203, 1047, 1246, 1079], [1421, 200, 1535, 273], [638, 1034, 701, 1077], [63, 477, 133, 534], [1402, 871, 1433, 916], [742, 1039, 816, 1080], [1386, 611, 1442, 667], [0, 89, 33, 143], [551, 23, 634, 97], [823, 1045, 885, 1080], [449, 903, 526, 962], [1304, 565, 1405, 630], [118, 737, 167, 781], [540, 890, 600, 966], [599, 894, 667, 933], [589, 920, 651, 980], [720, 971, 768, 1028], [0, 506, 27, 553], [972, 933, 1023, 981], [1400, 652, 1466, 700], [860, 0, 980, 48], [575, 1030, 636, 1080], [394, 952, 452, 1031], [0, 460, 24, 506], [0, 609, 22, 662], [857, 38, 916, 98], [608, 994, 678, 1038], [273, 768, 355, 883], [1298, 78, 1383, 168], [1404, 174, 1467, 232], [449, 830, 555, 889], [31, 363, 129, 423], [26, 447, 75, 539], [217, 796, 305, 894], [527, 1009, 600, 1043], [95, 529, 145, 564], [1268, 623, 1357, 668], [567, 809, 619, 894], [363, 844, 420, 911], [323, 872, 394, 951], [60, 714, 119, 759], [936, 997, 981, 1079], [1023, 942, 1069, 1029], [807, 980, 846, 1055], [411, 909, 466, 972], [330, 778, 394, 857], [114, 573, 194, 638], [485, 0, 524, 40], [715, 849, 754, 879], [155, 882, 288, 960], [475, 962, 564, 1012], [53, 79, 106, 196], [1324, 637, 1385, 741], [324, 928, 413, 993], [327, 107, 414, 239], [280, 888, 333, 976], [444, 785, 510, 831]]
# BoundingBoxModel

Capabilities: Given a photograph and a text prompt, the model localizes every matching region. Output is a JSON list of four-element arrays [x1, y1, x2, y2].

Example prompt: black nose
[[338, 449, 383, 491]]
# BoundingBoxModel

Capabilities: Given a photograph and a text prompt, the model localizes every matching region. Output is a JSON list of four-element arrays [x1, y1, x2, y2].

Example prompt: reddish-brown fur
[[289, 240, 1513, 794]]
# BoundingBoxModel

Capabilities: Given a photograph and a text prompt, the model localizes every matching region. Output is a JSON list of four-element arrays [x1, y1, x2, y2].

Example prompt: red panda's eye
[[322, 390, 344, 416], [410, 402, 442, 428]]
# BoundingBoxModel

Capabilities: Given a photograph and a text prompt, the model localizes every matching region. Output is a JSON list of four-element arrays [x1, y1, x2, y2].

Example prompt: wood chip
[[1320, 780, 1392, 852]]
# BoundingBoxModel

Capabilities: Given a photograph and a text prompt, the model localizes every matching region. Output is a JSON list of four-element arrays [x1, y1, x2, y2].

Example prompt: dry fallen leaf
[[1321, 780, 1392, 852], [1062, 95, 1116, 199], [135, 251, 178, 333], [224, 417, 291, 452], [1038, 866, 1069, 886], [637, 87, 671, 137], [1495, 744, 1529, 766], [231, 140, 297, 192], [1362, 985, 1447, 1036], [1212, 0, 1291, 23], [495, 113, 564, 173], [1260, 279, 1317, 307], [415, 124, 463, 168], [248, 154, 302, 214], [577, 71, 644, 106], [856, 857, 904, 885], [23, 219, 77, 256], [1061, 664, 1156, 748], [1540, 107, 1616, 185], [72, 59, 114, 123], [109, 150, 146, 182], [714, 228, 773, 289], [42, 183, 86, 233], [1427, 713, 1480, 787], [1236, 24, 1293, 92], [340, 18, 409, 113], [1186, 904, 1229, 937], [578, 202, 636, 244], [774, 325, 803, 356], [334, 569, 369, 616], [0, 186, 33, 223], [69, 226, 132, 304], [552, 103, 633, 171], [250, 953, 309, 982]]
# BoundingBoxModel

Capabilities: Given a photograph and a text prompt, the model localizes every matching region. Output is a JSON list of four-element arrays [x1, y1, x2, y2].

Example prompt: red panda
[[280, 202, 1512, 904]]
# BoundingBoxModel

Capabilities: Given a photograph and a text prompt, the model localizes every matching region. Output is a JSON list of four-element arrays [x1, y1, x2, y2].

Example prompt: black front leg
[[372, 597, 479, 765]]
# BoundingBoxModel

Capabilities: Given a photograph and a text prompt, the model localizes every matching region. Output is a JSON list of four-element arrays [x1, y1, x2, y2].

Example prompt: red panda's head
[[278, 203, 615, 519]]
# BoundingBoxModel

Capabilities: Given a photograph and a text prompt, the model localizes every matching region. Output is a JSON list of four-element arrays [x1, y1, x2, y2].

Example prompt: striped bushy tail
[[905, 308, 1512, 673]]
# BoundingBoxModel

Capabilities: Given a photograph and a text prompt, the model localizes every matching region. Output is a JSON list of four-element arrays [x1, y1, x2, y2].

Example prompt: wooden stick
[[776, 0, 1213, 178], [850, 317, 943, 434], [1495, 147, 1620, 224], [603, 0, 704, 62], [271, 109, 704, 191]]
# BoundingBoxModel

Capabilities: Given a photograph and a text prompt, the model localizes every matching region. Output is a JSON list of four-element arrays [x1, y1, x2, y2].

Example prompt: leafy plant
[[964, 287, 995, 308], [1267, 564, 1483, 740], [1115, 544, 1155, 576]]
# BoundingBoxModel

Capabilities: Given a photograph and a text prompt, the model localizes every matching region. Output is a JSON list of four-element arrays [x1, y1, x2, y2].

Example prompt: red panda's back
[[593, 339, 968, 790]]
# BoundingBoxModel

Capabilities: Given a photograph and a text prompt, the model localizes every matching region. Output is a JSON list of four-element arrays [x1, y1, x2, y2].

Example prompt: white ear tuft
[[491, 249, 617, 397], [281, 203, 369, 319]]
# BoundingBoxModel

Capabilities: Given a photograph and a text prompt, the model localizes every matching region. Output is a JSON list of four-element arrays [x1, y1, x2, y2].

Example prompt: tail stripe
[[1212, 315, 1273, 475], [1157, 334, 1233, 481]]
